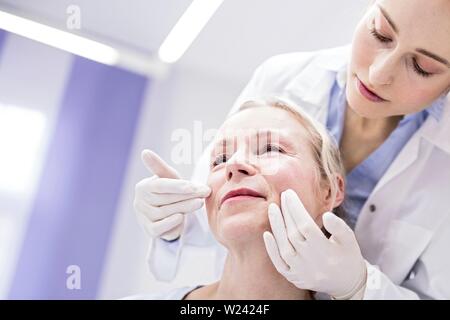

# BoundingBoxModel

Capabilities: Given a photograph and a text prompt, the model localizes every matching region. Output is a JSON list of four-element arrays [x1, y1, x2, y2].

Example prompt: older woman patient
[[130, 98, 346, 300]]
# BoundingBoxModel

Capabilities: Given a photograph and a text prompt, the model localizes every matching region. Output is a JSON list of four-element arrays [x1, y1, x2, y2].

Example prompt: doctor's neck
[[345, 102, 403, 138]]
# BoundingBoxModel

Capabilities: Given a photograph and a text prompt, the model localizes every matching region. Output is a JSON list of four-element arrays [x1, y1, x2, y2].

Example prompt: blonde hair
[[232, 97, 346, 218]]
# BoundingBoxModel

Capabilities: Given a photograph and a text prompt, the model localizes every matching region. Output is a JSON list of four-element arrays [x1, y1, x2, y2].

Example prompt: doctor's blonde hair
[[233, 97, 346, 218]]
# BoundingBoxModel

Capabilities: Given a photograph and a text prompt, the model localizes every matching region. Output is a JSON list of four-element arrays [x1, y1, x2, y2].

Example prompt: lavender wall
[[0, 30, 6, 49]]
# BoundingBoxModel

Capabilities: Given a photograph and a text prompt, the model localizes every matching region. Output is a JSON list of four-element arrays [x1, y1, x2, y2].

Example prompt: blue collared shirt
[[326, 75, 445, 229]]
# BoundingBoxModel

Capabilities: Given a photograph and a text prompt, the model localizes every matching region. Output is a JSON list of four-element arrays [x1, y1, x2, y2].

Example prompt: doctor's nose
[[225, 152, 257, 182], [368, 53, 396, 86]]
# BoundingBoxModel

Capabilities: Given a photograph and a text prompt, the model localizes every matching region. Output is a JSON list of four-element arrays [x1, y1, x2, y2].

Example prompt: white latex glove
[[263, 189, 367, 299], [133, 149, 211, 241]]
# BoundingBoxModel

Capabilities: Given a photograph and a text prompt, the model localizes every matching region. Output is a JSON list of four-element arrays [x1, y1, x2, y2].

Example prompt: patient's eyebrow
[[209, 137, 233, 159], [210, 129, 296, 157], [253, 129, 296, 150]]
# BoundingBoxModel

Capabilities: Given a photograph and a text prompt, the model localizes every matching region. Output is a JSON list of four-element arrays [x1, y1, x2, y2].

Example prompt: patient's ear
[[323, 174, 345, 210]]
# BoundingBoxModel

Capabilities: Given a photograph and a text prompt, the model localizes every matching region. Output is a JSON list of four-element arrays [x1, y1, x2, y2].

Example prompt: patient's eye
[[212, 154, 228, 167], [258, 143, 285, 155]]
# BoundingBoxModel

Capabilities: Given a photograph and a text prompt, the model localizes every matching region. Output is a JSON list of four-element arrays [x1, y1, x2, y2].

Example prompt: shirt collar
[[425, 94, 446, 121], [336, 64, 347, 89]]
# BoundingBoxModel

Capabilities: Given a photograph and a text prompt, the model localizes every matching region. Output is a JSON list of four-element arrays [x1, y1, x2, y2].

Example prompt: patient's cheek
[[266, 160, 304, 192], [204, 187, 213, 215], [265, 159, 319, 216], [205, 175, 219, 217], [205, 194, 212, 216]]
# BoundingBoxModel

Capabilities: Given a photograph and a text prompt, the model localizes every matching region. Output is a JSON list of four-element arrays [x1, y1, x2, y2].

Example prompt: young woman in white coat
[[133, 0, 450, 299]]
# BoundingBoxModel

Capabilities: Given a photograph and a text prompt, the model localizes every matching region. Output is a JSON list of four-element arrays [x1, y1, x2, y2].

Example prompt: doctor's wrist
[[331, 260, 368, 300]]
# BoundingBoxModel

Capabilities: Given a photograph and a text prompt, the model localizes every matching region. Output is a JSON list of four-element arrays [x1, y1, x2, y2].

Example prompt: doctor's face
[[205, 106, 330, 246], [348, 0, 450, 118]]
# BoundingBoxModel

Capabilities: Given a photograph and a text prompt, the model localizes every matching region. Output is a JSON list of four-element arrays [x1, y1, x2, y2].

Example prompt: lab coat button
[[369, 204, 376, 212]]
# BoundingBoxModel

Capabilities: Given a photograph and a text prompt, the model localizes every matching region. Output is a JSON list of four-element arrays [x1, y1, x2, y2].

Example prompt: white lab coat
[[148, 45, 450, 299]]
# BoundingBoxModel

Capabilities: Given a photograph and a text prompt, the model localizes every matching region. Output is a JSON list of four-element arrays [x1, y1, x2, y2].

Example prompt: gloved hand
[[133, 149, 211, 241], [263, 189, 367, 299]]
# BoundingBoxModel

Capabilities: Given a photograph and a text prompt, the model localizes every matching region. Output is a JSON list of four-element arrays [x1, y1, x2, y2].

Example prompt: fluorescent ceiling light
[[0, 10, 119, 65], [158, 0, 224, 63]]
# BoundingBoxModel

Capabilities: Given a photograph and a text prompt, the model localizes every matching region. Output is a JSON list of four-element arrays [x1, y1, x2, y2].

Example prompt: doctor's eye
[[370, 27, 392, 43], [411, 58, 432, 78], [257, 143, 285, 155], [212, 154, 228, 167]]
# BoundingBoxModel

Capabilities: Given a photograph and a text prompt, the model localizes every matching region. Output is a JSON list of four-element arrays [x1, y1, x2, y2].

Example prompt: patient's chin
[[216, 210, 269, 244]]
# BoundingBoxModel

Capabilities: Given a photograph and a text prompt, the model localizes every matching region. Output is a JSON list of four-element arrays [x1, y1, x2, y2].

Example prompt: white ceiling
[[0, 0, 367, 82]]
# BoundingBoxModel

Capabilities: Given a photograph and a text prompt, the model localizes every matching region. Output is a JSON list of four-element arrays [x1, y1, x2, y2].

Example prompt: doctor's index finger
[[282, 189, 326, 241], [146, 177, 211, 195], [141, 149, 181, 179]]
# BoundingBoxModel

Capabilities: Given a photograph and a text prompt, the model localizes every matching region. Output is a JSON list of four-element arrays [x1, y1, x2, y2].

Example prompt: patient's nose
[[225, 153, 257, 181]]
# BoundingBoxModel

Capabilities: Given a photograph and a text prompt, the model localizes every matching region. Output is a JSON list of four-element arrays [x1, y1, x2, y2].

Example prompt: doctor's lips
[[356, 77, 388, 102], [220, 188, 266, 207]]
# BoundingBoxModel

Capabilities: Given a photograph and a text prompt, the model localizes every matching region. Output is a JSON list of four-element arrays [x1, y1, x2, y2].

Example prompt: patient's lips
[[220, 187, 266, 207]]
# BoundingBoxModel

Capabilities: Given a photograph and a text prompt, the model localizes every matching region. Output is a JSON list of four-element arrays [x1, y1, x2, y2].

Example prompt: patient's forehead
[[218, 106, 306, 139], [211, 106, 311, 156]]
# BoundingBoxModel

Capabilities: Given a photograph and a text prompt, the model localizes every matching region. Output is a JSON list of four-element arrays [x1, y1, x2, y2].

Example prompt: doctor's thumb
[[141, 149, 181, 179]]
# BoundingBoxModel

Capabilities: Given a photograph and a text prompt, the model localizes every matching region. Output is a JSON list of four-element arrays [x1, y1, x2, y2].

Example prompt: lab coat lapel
[[421, 95, 450, 154], [372, 97, 450, 196], [370, 127, 422, 196], [357, 132, 434, 284], [361, 98, 450, 283]]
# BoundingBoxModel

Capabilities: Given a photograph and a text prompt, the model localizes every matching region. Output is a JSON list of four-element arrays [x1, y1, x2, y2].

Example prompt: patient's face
[[205, 106, 328, 245]]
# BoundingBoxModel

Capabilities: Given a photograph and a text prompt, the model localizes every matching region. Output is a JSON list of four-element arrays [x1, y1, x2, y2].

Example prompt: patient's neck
[[192, 236, 311, 300]]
